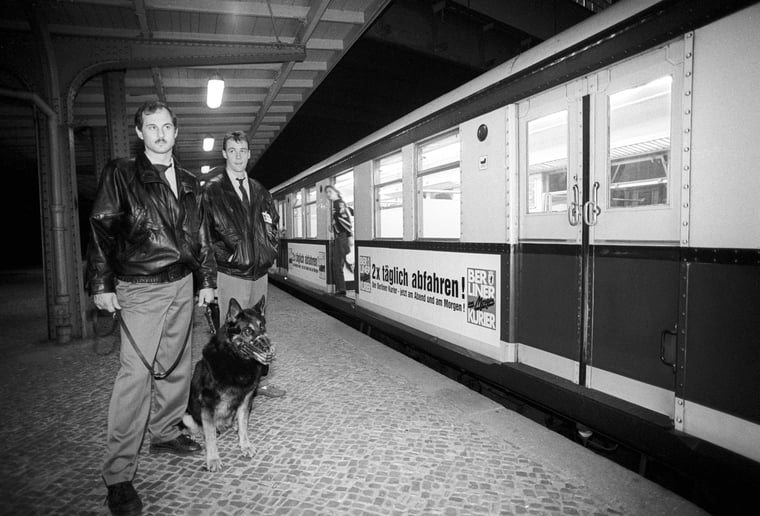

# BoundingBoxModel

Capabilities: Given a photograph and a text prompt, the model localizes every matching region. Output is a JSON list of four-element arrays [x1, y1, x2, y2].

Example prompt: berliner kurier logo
[[466, 268, 496, 330], [358, 255, 371, 292]]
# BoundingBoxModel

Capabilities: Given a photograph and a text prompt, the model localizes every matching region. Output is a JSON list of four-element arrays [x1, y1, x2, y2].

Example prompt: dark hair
[[134, 101, 177, 129], [223, 130, 249, 151], [325, 185, 342, 198]]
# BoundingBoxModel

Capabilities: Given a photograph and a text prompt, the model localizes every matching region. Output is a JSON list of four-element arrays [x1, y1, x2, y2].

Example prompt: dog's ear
[[253, 295, 266, 316], [227, 298, 243, 323]]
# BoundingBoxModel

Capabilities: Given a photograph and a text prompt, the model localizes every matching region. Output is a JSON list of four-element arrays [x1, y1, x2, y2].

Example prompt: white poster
[[287, 242, 327, 289], [357, 247, 502, 354]]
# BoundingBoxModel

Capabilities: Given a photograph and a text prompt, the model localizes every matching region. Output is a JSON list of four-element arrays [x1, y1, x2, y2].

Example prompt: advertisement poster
[[287, 242, 327, 288], [357, 247, 501, 352]]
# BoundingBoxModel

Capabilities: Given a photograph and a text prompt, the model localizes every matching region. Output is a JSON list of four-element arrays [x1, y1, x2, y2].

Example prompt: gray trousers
[[216, 272, 272, 382], [102, 274, 193, 485], [216, 272, 268, 318]]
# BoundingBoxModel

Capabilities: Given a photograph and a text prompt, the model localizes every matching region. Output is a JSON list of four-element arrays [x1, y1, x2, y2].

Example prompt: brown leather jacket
[[201, 167, 279, 281], [86, 153, 216, 294]]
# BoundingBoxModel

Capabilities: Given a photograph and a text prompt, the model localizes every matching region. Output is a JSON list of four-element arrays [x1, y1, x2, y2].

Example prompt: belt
[[115, 263, 191, 284]]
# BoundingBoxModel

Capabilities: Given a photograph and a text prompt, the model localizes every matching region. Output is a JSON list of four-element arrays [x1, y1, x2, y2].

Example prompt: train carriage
[[269, 0, 760, 509]]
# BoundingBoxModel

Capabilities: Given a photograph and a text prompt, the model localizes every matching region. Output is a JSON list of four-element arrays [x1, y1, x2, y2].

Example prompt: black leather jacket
[[86, 153, 216, 294], [201, 167, 279, 281]]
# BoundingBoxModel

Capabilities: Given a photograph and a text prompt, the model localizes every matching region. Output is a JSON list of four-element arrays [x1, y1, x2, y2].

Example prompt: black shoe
[[149, 434, 201, 456], [257, 384, 286, 398], [335, 290, 347, 296], [106, 481, 142, 516]]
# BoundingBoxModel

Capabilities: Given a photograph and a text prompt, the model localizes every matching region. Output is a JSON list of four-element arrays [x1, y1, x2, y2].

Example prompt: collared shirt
[[226, 169, 250, 203], [150, 157, 178, 198]]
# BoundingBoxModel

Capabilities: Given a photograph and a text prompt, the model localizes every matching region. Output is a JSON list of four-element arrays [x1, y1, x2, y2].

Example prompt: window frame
[[415, 130, 462, 240], [292, 189, 304, 239], [373, 151, 404, 239], [305, 186, 317, 239]]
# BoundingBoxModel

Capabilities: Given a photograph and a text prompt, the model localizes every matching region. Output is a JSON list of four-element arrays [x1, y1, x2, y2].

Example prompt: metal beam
[[39, 0, 366, 23], [91, 126, 109, 181], [102, 71, 131, 159], [58, 35, 306, 125], [133, 0, 151, 37], [150, 67, 167, 102], [58, 37, 306, 71], [18, 2, 84, 344], [121, 77, 312, 88], [0, 20, 343, 50], [247, 0, 331, 155], [146, 0, 364, 24]]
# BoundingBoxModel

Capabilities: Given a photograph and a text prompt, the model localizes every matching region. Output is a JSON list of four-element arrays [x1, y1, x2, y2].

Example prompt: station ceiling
[[0, 0, 616, 196]]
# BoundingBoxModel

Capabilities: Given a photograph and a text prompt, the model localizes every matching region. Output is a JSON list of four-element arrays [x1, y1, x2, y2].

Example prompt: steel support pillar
[[91, 126, 109, 181], [102, 71, 131, 160]]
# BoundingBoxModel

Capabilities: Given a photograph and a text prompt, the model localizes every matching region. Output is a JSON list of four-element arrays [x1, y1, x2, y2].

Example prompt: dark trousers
[[331, 234, 350, 292]]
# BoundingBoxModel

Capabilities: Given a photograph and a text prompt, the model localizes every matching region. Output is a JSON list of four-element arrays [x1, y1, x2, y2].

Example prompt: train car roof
[[270, 0, 662, 194]]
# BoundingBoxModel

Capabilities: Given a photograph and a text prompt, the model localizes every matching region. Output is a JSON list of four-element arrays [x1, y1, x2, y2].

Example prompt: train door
[[584, 44, 685, 418], [330, 170, 356, 293], [516, 85, 584, 383], [517, 42, 685, 418]]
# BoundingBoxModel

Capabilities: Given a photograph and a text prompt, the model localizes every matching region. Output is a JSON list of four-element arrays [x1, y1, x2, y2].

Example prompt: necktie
[[154, 163, 177, 198], [236, 177, 249, 205]]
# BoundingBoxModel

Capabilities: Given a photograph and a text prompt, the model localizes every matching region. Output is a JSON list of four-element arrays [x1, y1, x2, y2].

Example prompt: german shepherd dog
[[182, 296, 274, 472]]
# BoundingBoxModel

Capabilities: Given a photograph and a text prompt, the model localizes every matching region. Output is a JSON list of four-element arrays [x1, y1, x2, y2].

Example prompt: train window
[[417, 131, 461, 239], [293, 190, 304, 238], [306, 186, 317, 238], [527, 111, 568, 214], [333, 170, 354, 212], [374, 152, 403, 238], [276, 200, 286, 237], [608, 76, 671, 208]]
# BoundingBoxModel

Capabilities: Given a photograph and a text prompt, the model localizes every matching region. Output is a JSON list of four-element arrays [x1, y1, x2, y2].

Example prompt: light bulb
[[207, 74, 224, 109]]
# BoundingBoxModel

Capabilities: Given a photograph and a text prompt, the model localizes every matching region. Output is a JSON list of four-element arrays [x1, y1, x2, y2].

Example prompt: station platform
[[0, 269, 704, 515]]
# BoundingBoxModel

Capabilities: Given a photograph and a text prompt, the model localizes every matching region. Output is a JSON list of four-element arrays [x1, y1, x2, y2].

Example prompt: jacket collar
[[218, 167, 244, 194], [136, 152, 195, 195], [136, 152, 165, 184]]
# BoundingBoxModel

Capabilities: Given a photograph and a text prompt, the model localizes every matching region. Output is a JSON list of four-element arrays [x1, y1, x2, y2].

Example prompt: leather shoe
[[257, 384, 286, 398], [106, 481, 142, 516], [149, 434, 201, 456]]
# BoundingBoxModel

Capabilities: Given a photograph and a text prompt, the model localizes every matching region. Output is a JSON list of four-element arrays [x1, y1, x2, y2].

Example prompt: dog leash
[[114, 310, 192, 380], [204, 302, 218, 335]]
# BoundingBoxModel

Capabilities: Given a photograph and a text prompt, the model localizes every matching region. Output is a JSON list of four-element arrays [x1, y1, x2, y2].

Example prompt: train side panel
[[460, 108, 509, 244], [682, 4, 760, 462], [690, 4, 760, 249]]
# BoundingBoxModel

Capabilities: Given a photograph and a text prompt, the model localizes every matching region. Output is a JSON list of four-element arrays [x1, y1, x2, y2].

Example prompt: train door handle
[[567, 184, 581, 226], [660, 329, 677, 373], [583, 181, 601, 226]]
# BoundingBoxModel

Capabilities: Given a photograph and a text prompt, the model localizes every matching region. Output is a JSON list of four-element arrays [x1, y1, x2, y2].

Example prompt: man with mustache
[[87, 101, 216, 516]]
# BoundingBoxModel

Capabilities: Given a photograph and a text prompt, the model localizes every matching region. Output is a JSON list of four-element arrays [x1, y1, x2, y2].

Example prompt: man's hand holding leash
[[94, 292, 121, 313], [198, 287, 215, 307]]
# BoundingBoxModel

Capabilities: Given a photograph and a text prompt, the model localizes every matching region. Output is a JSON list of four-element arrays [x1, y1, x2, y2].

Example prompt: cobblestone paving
[[0, 283, 691, 515]]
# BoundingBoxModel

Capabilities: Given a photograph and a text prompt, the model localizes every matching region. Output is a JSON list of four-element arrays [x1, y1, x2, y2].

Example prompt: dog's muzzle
[[235, 333, 275, 364]]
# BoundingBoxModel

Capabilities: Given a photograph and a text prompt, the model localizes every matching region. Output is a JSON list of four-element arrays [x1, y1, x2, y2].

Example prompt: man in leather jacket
[[86, 101, 216, 516], [201, 130, 285, 398]]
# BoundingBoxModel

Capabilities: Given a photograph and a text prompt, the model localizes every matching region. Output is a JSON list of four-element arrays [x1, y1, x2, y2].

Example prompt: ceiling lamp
[[201, 165, 211, 174], [202, 135, 214, 152], [207, 73, 225, 109]]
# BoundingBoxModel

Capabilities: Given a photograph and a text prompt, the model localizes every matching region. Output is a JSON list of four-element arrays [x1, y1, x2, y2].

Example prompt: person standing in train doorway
[[200, 130, 286, 398], [87, 100, 216, 516], [325, 185, 353, 296]]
